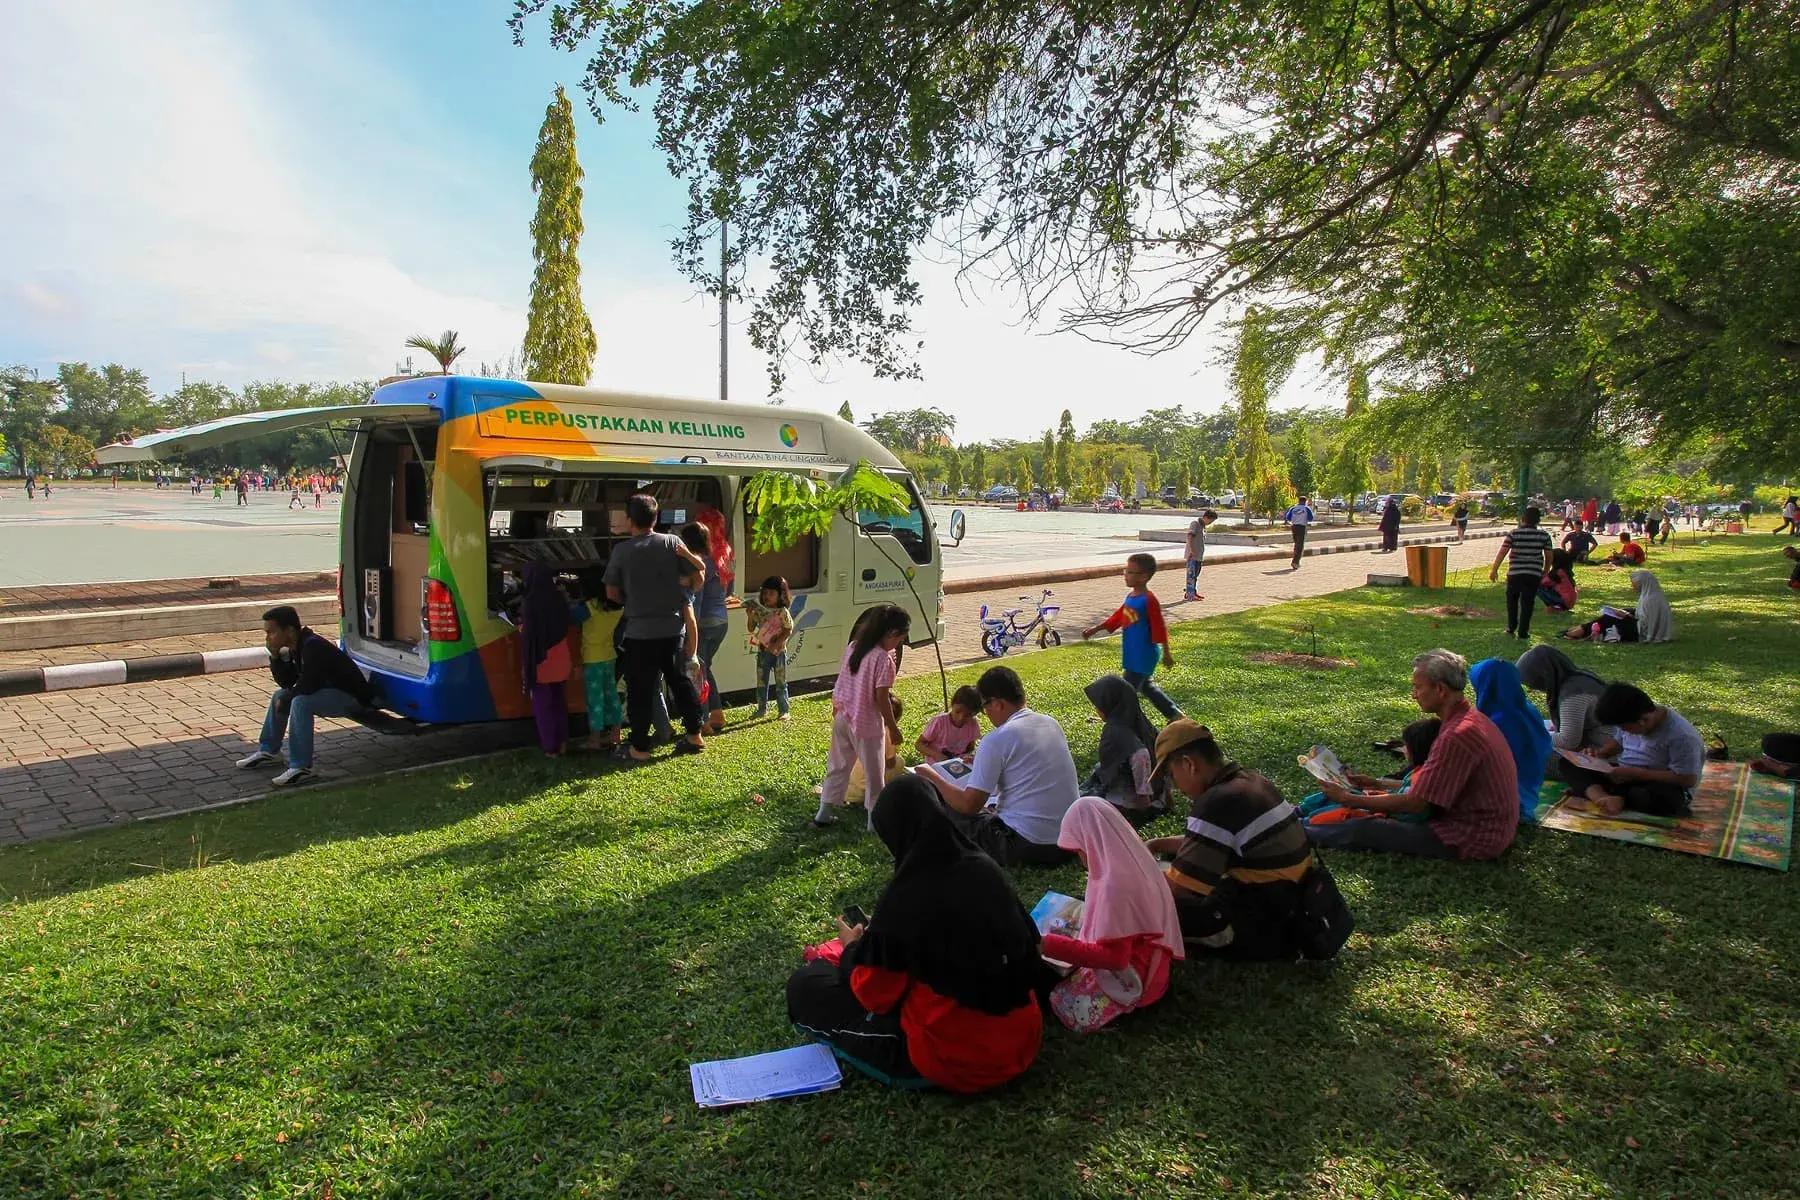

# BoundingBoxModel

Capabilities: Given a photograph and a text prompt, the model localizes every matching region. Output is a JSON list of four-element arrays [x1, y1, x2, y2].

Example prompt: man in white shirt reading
[[916, 665, 1079, 867]]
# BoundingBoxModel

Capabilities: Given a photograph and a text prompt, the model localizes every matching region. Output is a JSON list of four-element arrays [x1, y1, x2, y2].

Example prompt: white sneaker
[[236, 750, 281, 769], [270, 766, 313, 787]]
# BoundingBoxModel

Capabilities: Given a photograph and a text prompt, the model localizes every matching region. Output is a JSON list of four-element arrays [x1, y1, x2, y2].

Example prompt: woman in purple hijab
[[521, 563, 572, 755]]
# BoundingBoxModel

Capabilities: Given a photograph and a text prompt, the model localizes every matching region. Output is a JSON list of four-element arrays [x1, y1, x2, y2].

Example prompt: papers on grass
[[1599, 605, 1631, 620], [690, 1043, 842, 1109], [1031, 891, 1084, 974], [1297, 744, 1353, 789], [1555, 747, 1617, 774]]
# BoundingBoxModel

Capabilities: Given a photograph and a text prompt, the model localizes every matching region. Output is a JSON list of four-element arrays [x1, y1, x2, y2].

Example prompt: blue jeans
[[1123, 669, 1182, 721], [756, 649, 790, 715], [1184, 558, 1203, 596], [259, 686, 365, 769], [698, 621, 729, 715]]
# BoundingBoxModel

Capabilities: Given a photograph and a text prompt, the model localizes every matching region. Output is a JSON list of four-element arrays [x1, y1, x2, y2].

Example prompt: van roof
[[371, 375, 904, 471]]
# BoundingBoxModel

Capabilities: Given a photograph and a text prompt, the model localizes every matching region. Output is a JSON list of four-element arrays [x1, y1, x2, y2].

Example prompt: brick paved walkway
[[0, 538, 1504, 846]]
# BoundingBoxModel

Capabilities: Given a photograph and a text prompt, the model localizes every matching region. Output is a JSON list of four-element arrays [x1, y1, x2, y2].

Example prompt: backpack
[[1288, 853, 1355, 960]]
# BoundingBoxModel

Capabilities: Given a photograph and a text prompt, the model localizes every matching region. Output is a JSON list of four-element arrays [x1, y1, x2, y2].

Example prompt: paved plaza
[[0, 536, 1505, 845]]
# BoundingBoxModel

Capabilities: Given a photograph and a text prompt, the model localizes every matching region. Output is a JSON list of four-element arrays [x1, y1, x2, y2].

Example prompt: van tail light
[[424, 578, 461, 642]]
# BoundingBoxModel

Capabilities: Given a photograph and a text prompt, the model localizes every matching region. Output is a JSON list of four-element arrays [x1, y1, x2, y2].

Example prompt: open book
[[1555, 747, 1617, 774], [1031, 891, 1083, 974], [1297, 744, 1353, 789], [915, 757, 973, 784]]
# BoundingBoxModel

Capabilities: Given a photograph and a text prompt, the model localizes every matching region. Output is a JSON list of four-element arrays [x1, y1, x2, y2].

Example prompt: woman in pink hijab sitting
[[1040, 797, 1187, 1033]]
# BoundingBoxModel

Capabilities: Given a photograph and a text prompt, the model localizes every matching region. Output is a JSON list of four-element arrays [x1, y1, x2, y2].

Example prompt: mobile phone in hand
[[842, 905, 869, 928]]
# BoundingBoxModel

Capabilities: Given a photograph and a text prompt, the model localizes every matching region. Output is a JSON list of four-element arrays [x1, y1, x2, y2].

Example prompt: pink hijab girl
[[1041, 796, 1186, 1033]]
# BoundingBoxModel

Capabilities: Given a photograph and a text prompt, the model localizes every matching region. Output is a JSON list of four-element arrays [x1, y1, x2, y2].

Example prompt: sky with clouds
[[0, 1, 1332, 441]]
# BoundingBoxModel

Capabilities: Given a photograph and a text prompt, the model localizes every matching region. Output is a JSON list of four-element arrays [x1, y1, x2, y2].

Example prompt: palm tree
[[404, 330, 466, 375]]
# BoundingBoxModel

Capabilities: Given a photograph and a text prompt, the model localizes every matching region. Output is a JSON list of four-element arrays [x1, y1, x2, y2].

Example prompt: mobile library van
[[98, 377, 946, 724]]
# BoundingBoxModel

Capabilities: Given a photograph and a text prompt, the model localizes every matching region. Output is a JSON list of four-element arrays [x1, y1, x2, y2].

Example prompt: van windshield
[[857, 477, 932, 565]]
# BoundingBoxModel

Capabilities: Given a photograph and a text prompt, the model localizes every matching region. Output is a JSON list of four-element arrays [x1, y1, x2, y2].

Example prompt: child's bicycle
[[978, 589, 1061, 657]]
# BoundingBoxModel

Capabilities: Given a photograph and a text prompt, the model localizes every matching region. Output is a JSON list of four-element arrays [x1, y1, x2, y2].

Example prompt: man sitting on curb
[[236, 605, 378, 786], [915, 665, 1078, 867], [1306, 648, 1519, 860]]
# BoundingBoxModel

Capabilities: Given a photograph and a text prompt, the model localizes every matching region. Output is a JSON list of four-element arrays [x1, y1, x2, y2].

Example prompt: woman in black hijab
[[1379, 497, 1402, 552], [1081, 676, 1165, 825], [786, 775, 1045, 1093]]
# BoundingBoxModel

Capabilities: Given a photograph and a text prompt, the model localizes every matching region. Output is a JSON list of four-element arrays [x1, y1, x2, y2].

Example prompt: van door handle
[[861, 569, 877, 581]]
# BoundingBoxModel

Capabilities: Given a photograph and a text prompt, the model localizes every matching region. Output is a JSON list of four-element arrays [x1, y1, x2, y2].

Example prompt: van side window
[[742, 491, 820, 590], [857, 481, 932, 566]]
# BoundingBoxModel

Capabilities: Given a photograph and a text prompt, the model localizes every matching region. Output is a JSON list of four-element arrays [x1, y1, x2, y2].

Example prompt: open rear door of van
[[95, 403, 439, 464]]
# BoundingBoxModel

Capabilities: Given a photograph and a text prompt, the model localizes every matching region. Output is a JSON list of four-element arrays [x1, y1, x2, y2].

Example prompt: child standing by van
[[572, 581, 625, 750], [743, 575, 794, 719], [1081, 553, 1182, 721], [916, 685, 983, 762], [816, 606, 910, 828]]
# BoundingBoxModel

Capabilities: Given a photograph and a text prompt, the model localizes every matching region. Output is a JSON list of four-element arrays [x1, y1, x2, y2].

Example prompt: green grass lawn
[[4, 534, 1797, 1199]]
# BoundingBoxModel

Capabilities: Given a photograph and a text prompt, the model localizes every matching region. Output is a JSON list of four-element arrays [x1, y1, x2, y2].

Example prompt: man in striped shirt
[[1143, 720, 1320, 960], [1489, 505, 1554, 638], [1306, 649, 1519, 860]]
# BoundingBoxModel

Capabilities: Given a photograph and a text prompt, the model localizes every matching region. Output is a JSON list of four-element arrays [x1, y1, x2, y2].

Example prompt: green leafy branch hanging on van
[[741, 462, 909, 554]]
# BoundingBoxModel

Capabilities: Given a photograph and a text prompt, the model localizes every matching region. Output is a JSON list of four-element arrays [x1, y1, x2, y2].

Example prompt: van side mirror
[[946, 509, 966, 546]]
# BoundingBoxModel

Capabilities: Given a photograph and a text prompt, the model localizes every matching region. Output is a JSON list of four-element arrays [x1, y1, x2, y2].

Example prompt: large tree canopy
[[514, 0, 1799, 469]]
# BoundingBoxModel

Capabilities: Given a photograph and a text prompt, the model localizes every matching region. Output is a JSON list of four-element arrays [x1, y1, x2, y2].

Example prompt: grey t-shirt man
[[603, 532, 690, 640], [1185, 517, 1207, 563], [1618, 706, 1706, 789]]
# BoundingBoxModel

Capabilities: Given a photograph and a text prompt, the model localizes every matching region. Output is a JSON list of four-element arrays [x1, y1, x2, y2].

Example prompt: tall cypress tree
[[1054, 409, 1076, 492], [524, 86, 597, 385], [1231, 309, 1292, 519]]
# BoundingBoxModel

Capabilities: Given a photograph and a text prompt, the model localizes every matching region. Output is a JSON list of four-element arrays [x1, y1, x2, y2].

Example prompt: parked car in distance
[[1217, 489, 1241, 507], [1158, 485, 1180, 503], [1189, 490, 1210, 505], [1429, 493, 1454, 507], [982, 484, 1020, 502], [1328, 496, 1346, 511]]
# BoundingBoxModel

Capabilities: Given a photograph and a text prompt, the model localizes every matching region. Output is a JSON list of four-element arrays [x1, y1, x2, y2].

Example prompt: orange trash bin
[[1405, 544, 1448, 588]]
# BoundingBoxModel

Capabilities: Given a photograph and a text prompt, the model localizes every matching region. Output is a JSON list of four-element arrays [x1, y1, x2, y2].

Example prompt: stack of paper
[[689, 1043, 842, 1109]]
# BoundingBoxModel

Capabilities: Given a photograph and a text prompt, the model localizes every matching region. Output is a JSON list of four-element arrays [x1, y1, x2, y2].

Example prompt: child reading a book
[[915, 685, 983, 763], [1298, 719, 1441, 826], [570, 579, 624, 751], [1081, 553, 1181, 721], [743, 575, 794, 719], [1041, 797, 1184, 1033]]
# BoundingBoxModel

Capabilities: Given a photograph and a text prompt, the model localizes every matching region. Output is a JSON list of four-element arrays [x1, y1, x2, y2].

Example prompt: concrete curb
[[0, 646, 267, 698], [5, 530, 1504, 694], [942, 528, 1505, 595], [0, 594, 337, 652]]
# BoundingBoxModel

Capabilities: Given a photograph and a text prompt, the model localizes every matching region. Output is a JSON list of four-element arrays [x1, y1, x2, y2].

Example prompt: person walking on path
[[1490, 505, 1554, 639], [1378, 496, 1402, 553], [604, 493, 710, 762], [23, 476, 34, 501], [235, 475, 249, 506], [1182, 509, 1216, 601], [1283, 495, 1316, 570], [1453, 498, 1470, 542]]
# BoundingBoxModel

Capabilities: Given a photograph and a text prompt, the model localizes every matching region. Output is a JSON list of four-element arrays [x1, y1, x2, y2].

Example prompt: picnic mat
[[1536, 761, 1794, 871]]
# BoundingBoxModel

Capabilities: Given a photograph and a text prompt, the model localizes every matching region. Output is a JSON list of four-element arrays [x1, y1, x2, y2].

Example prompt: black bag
[[1290, 853, 1354, 960]]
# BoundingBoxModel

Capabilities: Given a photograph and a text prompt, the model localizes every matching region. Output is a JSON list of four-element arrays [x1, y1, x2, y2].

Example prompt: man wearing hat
[[1143, 719, 1322, 960]]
